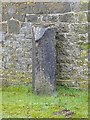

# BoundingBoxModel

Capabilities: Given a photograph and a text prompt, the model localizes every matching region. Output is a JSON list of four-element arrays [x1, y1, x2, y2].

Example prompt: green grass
[[1, 85, 88, 118]]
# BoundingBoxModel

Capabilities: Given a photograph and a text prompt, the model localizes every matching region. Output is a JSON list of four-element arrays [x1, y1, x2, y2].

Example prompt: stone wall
[[0, 2, 88, 88]]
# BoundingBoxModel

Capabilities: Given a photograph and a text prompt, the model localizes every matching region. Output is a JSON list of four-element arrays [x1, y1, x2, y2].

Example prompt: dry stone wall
[[0, 2, 88, 88]]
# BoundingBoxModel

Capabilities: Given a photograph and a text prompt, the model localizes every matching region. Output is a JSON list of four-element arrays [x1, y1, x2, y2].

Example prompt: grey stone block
[[33, 3, 47, 14], [26, 6, 34, 14], [46, 2, 71, 13], [27, 15, 38, 22], [78, 12, 87, 23], [80, 2, 88, 11], [8, 19, 20, 34], [57, 23, 69, 33], [59, 13, 75, 23], [70, 2, 80, 12], [2, 23, 7, 33], [2, 13, 11, 21], [42, 15, 58, 22], [13, 13, 26, 22], [7, 6, 16, 17], [71, 23, 88, 34]]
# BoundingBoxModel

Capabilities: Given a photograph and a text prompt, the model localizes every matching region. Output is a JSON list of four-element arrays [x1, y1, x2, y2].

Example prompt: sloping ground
[[1, 85, 88, 118]]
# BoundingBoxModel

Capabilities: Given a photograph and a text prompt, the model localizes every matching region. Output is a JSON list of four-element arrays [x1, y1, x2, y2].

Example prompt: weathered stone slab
[[32, 26, 56, 95]]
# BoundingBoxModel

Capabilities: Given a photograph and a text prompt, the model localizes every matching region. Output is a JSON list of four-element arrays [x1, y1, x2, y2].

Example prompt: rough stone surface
[[8, 19, 20, 34], [44, 15, 58, 22], [33, 27, 56, 94], [59, 13, 75, 23], [27, 15, 38, 22], [1, 2, 88, 88], [2, 23, 7, 33]]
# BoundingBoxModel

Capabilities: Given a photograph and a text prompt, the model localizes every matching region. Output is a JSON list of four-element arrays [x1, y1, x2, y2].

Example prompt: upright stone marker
[[32, 25, 56, 95]]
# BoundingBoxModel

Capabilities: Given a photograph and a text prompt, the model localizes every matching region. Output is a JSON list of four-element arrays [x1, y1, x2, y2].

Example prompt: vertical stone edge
[[32, 26, 36, 92]]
